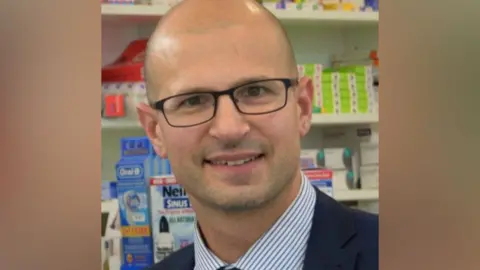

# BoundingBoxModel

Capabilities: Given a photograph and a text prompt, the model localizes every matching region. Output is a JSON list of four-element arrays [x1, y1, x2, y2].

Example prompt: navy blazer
[[147, 188, 379, 270]]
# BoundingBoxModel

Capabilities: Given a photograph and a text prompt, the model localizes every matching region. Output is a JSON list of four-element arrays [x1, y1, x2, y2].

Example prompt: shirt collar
[[193, 172, 317, 270]]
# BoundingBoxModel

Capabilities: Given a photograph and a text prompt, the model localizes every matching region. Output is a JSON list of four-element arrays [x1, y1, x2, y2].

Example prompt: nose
[[208, 95, 250, 141]]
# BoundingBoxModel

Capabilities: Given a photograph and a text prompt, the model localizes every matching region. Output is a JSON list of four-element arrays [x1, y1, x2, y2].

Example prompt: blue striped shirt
[[193, 172, 317, 270]]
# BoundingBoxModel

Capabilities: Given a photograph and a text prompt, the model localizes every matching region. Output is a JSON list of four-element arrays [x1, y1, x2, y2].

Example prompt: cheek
[[253, 111, 299, 147], [163, 129, 203, 161]]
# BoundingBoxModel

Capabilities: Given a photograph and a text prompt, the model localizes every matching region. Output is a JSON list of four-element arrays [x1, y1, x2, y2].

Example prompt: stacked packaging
[[101, 39, 376, 120], [297, 64, 323, 113], [297, 64, 376, 114]]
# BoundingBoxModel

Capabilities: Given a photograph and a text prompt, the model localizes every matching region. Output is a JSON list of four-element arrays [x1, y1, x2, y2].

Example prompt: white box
[[360, 165, 379, 189], [360, 142, 379, 165], [102, 82, 147, 120], [101, 200, 122, 270], [357, 127, 379, 144], [150, 176, 196, 263], [318, 147, 353, 170], [332, 169, 356, 191]]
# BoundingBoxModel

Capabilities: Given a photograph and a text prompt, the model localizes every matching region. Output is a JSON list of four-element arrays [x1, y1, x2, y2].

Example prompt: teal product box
[[116, 136, 155, 269]]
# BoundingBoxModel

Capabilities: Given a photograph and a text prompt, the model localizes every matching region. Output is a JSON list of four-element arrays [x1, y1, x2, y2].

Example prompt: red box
[[102, 39, 148, 83], [103, 94, 126, 118]]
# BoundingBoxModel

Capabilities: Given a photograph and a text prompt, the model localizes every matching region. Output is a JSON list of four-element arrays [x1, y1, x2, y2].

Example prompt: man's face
[[139, 24, 312, 212]]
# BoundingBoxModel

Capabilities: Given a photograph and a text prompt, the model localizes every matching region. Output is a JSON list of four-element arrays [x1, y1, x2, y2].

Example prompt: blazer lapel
[[161, 244, 195, 270], [303, 188, 359, 270]]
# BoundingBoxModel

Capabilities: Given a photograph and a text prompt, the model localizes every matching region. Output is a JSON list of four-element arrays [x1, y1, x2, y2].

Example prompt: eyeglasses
[[151, 78, 298, 128]]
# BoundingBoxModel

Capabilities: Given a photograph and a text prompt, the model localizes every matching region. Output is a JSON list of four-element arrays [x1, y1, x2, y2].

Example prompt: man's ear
[[296, 76, 313, 137], [137, 103, 168, 158]]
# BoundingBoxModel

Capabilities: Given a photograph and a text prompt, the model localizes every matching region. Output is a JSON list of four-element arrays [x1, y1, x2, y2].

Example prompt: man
[[137, 0, 379, 269]]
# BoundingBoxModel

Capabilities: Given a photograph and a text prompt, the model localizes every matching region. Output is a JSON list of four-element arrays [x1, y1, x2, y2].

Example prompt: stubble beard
[[190, 163, 297, 214]]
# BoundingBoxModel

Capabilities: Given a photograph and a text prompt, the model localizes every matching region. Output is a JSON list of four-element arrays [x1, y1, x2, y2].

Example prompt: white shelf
[[334, 189, 378, 201], [101, 4, 378, 25], [102, 119, 141, 129], [102, 113, 378, 130], [269, 9, 378, 23], [311, 113, 378, 126], [102, 3, 169, 17]]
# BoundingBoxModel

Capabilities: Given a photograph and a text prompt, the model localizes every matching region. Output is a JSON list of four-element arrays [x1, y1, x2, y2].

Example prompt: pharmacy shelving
[[102, 113, 378, 130], [102, 3, 170, 18], [311, 113, 378, 125], [101, 3, 378, 25], [101, 3, 379, 206], [335, 189, 378, 202], [102, 119, 141, 129]]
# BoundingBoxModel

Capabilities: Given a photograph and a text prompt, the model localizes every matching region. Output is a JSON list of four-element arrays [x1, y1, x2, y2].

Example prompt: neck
[[192, 171, 303, 264]]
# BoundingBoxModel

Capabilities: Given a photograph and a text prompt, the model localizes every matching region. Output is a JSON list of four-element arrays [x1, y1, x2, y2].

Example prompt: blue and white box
[[102, 181, 117, 201], [150, 175, 196, 263], [116, 137, 155, 269]]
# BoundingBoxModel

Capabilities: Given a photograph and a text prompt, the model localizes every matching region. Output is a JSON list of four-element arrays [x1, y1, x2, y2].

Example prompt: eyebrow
[[173, 75, 271, 96]]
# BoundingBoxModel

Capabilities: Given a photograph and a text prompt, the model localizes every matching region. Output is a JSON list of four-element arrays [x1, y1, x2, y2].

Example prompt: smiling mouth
[[204, 154, 265, 166]]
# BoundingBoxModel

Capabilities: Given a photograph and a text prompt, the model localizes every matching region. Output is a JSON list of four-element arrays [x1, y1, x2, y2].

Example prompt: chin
[[206, 183, 277, 212], [213, 195, 270, 212]]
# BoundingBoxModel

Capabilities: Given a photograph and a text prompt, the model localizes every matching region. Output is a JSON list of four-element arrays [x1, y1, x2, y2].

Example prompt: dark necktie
[[217, 267, 241, 270]]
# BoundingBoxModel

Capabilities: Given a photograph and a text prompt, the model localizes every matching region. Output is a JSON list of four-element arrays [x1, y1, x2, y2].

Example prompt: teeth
[[210, 156, 260, 166]]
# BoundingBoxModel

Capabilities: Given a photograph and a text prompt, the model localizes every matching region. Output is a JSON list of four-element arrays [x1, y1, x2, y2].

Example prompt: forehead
[[148, 25, 291, 98]]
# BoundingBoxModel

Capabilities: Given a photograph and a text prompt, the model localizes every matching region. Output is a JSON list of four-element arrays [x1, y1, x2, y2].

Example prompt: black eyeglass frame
[[150, 78, 299, 128]]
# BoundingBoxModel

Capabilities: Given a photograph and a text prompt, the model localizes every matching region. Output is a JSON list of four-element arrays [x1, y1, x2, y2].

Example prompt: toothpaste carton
[[150, 175, 196, 264], [301, 64, 323, 113], [116, 137, 155, 269], [320, 70, 341, 114]]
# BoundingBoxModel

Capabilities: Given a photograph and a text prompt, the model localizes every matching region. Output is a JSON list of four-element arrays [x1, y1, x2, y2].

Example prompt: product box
[[361, 0, 378, 11], [359, 142, 378, 165], [320, 70, 340, 114], [317, 147, 353, 170], [320, 81, 336, 114], [101, 199, 122, 270], [261, 0, 285, 9], [332, 169, 356, 191], [297, 0, 324, 11], [102, 82, 148, 120], [150, 0, 183, 7], [102, 39, 147, 83], [102, 181, 118, 201], [360, 164, 379, 189], [300, 149, 319, 169], [303, 168, 334, 197], [357, 127, 379, 144], [116, 137, 155, 269], [321, 65, 377, 114], [150, 175, 196, 264], [300, 64, 323, 113]]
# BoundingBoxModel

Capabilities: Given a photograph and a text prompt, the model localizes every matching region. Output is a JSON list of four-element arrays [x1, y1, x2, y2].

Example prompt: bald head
[[144, 0, 297, 103]]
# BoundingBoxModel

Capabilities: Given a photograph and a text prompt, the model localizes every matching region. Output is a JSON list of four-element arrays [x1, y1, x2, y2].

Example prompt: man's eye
[[181, 96, 202, 106], [244, 87, 267, 97]]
